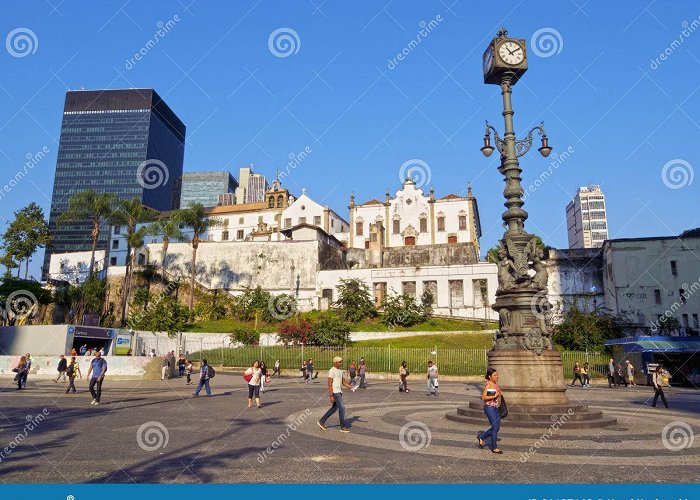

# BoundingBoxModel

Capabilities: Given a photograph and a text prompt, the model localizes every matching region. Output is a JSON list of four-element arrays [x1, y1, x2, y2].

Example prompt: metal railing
[[185, 343, 607, 377]]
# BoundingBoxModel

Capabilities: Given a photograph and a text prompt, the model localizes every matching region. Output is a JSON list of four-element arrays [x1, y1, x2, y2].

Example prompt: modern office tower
[[247, 173, 269, 203], [180, 171, 238, 208], [566, 185, 609, 249], [42, 89, 186, 279], [234, 166, 268, 204]]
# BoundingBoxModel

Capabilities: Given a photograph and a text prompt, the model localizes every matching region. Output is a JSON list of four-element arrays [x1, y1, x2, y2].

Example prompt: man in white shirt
[[318, 356, 355, 433]]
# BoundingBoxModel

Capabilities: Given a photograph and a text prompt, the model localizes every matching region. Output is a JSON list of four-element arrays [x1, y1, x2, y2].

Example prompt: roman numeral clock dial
[[498, 41, 524, 65]]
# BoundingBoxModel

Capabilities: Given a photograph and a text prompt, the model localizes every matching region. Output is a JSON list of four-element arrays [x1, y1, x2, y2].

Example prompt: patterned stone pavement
[[0, 374, 698, 483]]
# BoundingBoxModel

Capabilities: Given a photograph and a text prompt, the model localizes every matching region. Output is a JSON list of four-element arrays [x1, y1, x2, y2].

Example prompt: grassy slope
[[351, 333, 493, 349], [185, 316, 497, 334]]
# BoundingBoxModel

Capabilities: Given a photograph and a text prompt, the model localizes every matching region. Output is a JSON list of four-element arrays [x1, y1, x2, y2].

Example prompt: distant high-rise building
[[566, 185, 609, 249], [42, 89, 185, 279], [234, 166, 268, 204], [180, 171, 238, 208], [247, 173, 268, 203]]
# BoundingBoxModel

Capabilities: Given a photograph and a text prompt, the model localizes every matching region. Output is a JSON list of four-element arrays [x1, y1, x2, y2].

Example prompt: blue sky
[[1, 0, 699, 279]]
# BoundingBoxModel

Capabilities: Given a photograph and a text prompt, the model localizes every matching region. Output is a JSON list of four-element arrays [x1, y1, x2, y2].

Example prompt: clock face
[[498, 40, 524, 65], [483, 47, 494, 75]]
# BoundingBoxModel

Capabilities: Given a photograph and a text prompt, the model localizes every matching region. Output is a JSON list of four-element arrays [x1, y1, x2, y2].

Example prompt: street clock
[[483, 27, 528, 85]]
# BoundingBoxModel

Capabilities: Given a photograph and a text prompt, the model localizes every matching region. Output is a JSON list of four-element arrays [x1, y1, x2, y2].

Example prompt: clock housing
[[483, 34, 528, 85]]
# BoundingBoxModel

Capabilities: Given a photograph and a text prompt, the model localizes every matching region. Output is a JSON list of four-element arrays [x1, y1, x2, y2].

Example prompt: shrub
[[229, 325, 260, 345], [334, 278, 377, 323], [383, 293, 423, 327], [308, 314, 351, 346], [277, 318, 313, 345]]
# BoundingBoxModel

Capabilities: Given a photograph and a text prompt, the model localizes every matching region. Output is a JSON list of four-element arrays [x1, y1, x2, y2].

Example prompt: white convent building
[[346, 177, 482, 252]]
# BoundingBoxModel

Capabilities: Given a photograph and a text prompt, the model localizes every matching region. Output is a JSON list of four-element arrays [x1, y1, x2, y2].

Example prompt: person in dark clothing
[[571, 362, 584, 387], [652, 366, 669, 408], [87, 352, 107, 405], [177, 355, 186, 376], [65, 356, 82, 394], [54, 355, 68, 383]]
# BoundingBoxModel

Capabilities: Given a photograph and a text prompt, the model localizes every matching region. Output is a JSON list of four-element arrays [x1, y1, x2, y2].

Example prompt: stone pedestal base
[[487, 349, 568, 405]]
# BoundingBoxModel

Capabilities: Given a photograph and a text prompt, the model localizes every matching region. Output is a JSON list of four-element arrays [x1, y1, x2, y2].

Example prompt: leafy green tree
[[173, 203, 223, 310], [111, 197, 158, 324], [58, 190, 118, 275], [130, 295, 193, 338], [66, 276, 107, 326], [1, 203, 51, 279], [0, 277, 51, 325], [0, 253, 19, 278], [657, 316, 681, 335], [308, 314, 350, 346], [382, 293, 423, 327], [228, 325, 260, 345], [334, 278, 377, 322], [148, 215, 184, 280], [419, 288, 434, 320], [552, 302, 627, 351]]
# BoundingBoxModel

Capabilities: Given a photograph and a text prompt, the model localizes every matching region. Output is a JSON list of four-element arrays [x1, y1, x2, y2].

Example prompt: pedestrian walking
[[54, 355, 68, 383], [399, 361, 409, 393], [616, 364, 628, 387], [651, 366, 669, 408], [185, 359, 193, 385], [477, 368, 504, 454], [13, 356, 29, 390], [260, 361, 268, 393], [348, 360, 357, 387], [65, 356, 82, 394], [79, 344, 87, 355], [272, 359, 281, 378], [426, 360, 439, 396], [581, 362, 590, 387], [70, 347, 78, 357], [626, 360, 636, 386], [306, 358, 314, 383], [178, 355, 186, 376], [161, 356, 170, 380], [608, 358, 617, 388], [318, 356, 356, 432], [571, 362, 584, 387], [193, 359, 212, 397], [245, 360, 263, 408], [358, 358, 367, 389], [22, 353, 32, 389], [300, 360, 308, 380], [86, 352, 107, 405]]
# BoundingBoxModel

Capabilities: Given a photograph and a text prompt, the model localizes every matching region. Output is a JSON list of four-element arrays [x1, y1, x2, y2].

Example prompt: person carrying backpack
[[65, 356, 82, 394], [193, 359, 213, 397], [348, 361, 357, 387]]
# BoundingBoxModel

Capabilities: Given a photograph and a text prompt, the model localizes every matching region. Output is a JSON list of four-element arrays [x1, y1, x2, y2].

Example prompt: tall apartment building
[[42, 89, 185, 279], [566, 185, 609, 249], [180, 171, 238, 208], [234, 166, 268, 204]]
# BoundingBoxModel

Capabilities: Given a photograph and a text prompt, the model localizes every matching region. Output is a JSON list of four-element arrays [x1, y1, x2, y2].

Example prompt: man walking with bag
[[65, 356, 81, 394], [318, 357, 356, 432], [54, 355, 68, 383]]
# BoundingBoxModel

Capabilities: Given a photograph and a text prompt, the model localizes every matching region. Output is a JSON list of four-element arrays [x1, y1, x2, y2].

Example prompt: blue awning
[[605, 336, 700, 353]]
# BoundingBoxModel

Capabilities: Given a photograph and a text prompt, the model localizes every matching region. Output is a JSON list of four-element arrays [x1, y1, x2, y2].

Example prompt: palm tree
[[173, 203, 223, 310], [58, 190, 118, 276], [111, 198, 158, 324], [147, 215, 184, 281]]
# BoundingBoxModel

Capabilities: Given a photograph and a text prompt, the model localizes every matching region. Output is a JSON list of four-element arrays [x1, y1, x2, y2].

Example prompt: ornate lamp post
[[481, 27, 566, 406]]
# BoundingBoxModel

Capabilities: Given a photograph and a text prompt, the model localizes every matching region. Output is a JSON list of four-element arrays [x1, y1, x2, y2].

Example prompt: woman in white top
[[247, 360, 263, 408]]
